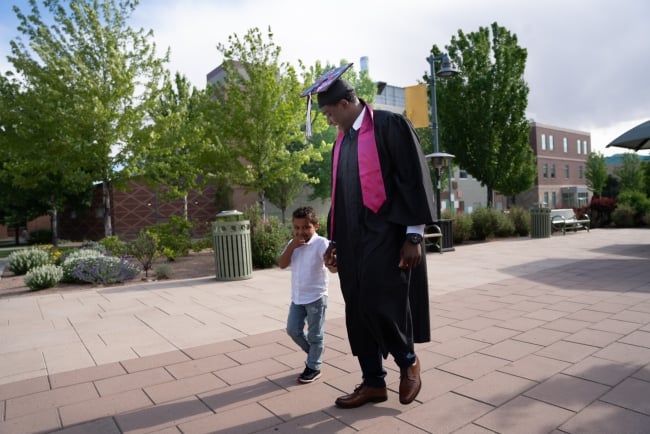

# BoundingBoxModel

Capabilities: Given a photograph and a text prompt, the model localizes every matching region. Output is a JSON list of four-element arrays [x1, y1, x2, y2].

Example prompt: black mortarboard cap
[[301, 63, 354, 137]]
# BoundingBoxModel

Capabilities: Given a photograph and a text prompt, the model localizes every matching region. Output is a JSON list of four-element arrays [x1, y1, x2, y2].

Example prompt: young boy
[[279, 206, 331, 383]]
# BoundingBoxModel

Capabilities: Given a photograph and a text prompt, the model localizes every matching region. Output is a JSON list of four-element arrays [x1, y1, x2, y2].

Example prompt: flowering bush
[[61, 249, 105, 282], [24, 264, 63, 291], [70, 256, 140, 284], [7, 248, 51, 275]]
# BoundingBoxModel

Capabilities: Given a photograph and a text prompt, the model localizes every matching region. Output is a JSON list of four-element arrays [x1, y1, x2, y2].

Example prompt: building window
[[579, 165, 584, 179], [583, 141, 588, 154], [551, 164, 556, 178], [577, 139, 581, 155], [552, 191, 557, 208], [544, 192, 549, 206], [543, 163, 548, 178], [549, 135, 554, 151], [563, 137, 568, 153], [541, 134, 546, 150], [564, 164, 570, 178]]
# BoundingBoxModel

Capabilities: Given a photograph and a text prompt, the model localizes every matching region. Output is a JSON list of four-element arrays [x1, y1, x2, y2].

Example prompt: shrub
[[155, 263, 174, 279], [70, 256, 140, 284], [495, 212, 515, 237], [129, 230, 159, 277], [148, 215, 193, 260], [61, 249, 105, 282], [191, 236, 213, 252], [452, 213, 473, 244], [24, 264, 63, 291], [242, 204, 290, 269], [7, 248, 51, 275], [588, 197, 616, 227], [507, 206, 530, 236], [612, 205, 636, 228], [616, 191, 650, 226], [471, 207, 500, 240], [99, 236, 127, 256]]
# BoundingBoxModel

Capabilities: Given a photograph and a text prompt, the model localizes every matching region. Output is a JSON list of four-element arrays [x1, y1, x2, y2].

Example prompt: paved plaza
[[0, 228, 649, 433]]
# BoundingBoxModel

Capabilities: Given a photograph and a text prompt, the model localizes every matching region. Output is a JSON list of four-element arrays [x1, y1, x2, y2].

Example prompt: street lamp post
[[425, 52, 459, 251]]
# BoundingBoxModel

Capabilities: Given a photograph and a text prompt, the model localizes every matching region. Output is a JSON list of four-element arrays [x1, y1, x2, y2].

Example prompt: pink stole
[[330, 104, 387, 238]]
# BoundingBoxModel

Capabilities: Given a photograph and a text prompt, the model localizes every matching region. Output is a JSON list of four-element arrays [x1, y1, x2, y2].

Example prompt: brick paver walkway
[[0, 228, 649, 433]]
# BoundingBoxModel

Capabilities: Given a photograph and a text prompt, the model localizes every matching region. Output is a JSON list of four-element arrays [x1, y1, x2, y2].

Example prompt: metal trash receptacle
[[436, 219, 455, 252], [212, 210, 252, 281], [530, 205, 551, 238]]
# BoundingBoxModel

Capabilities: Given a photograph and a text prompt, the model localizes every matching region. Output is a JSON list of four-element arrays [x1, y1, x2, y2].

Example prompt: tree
[[7, 0, 168, 239], [432, 22, 536, 206], [206, 27, 320, 219], [129, 72, 209, 220], [585, 152, 608, 197], [615, 153, 644, 193]]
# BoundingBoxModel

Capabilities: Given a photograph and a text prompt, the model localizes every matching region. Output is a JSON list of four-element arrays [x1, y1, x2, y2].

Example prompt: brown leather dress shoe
[[335, 384, 388, 409], [399, 356, 421, 404]]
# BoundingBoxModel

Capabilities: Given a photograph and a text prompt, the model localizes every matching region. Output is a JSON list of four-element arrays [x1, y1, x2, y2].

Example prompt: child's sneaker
[[297, 365, 321, 383]]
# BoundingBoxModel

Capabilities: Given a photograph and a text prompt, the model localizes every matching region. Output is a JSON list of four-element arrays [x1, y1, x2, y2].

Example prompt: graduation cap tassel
[[305, 95, 312, 138]]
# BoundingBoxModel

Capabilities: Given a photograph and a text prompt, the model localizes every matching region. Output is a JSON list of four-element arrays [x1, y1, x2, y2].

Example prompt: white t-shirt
[[285, 234, 330, 305]]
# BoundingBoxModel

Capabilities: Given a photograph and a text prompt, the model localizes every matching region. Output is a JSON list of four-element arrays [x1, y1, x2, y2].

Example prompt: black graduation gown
[[331, 106, 435, 358]]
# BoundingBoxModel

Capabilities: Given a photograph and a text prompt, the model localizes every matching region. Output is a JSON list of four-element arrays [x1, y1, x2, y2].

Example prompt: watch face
[[408, 234, 423, 244]]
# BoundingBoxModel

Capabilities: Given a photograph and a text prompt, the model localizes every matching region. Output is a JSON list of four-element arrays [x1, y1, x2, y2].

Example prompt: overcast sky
[[1, 0, 648, 156]]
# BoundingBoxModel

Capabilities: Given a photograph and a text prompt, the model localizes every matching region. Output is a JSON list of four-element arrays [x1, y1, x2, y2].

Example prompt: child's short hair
[[292, 206, 319, 225]]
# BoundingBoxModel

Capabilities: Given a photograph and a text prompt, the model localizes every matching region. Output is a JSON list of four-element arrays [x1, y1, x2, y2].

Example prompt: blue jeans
[[286, 296, 327, 371]]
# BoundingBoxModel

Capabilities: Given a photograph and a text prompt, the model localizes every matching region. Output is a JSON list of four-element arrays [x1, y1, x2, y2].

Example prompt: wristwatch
[[406, 233, 423, 245]]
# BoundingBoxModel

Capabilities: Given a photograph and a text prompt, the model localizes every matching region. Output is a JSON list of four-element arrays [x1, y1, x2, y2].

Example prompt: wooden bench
[[551, 209, 590, 235], [424, 224, 443, 253]]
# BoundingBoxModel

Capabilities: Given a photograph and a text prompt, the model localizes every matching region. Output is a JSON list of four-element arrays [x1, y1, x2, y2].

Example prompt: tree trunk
[[486, 186, 494, 207], [258, 191, 266, 220], [50, 201, 59, 247], [183, 194, 188, 220], [103, 180, 113, 237]]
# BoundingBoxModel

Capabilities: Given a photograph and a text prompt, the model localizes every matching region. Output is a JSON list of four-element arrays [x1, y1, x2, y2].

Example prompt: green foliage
[[7, 248, 51, 275], [5, 0, 169, 240], [70, 256, 140, 284], [148, 215, 193, 260], [244, 204, 290, 269], [615, 153, 644, 193], [616, 191, 650, 226], [507, 206, 530, 236], [61, 249, 105, 282], [99, 236, 127, 257], [452, 213, 473, 244], [24, 264, 63, 291], [154, 263, 174, 279], [470, 207, 500, 240], [495, 212, 515, 237], [205, 27, 321, 218], [612, 205, 636, 228], [191, 237, 213, 252], [585, 152, 608, 197], [128, 230, 159, 277], [434, 22, 535, 205]]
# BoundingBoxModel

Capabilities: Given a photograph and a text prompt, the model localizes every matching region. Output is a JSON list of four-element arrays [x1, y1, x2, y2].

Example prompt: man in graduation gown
[[304, 67, 435, 408]]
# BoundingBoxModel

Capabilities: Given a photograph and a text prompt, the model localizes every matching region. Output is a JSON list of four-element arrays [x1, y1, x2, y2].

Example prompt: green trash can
[[212, 210, 252, 281], [530, 204, 551, 238]]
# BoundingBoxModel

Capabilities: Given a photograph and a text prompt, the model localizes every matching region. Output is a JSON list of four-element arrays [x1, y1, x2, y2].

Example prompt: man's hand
[[324, 242, 338, 273], [399, 241, 422, 269]]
